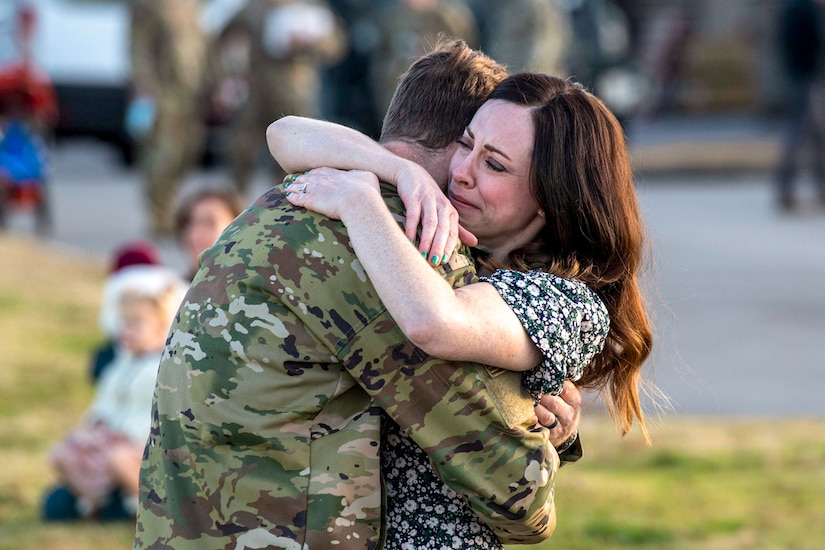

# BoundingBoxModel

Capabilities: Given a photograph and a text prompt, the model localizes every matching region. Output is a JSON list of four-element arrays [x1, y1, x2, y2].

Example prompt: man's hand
[[535, 381, 581, 448]]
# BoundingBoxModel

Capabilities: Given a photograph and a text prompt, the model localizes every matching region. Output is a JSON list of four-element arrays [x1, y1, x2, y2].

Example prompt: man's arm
[[341, 259, 557, 543]]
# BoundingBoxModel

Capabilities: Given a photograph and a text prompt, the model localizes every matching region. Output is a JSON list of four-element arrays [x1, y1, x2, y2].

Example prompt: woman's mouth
[[449, 192, 477, 211]]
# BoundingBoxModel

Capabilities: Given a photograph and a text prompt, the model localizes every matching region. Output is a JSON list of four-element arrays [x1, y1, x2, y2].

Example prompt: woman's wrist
[[338, 180, 385, 226]]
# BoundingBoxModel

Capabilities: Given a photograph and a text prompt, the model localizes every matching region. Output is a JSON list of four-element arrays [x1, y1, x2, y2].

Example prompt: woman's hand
[[285, 167, 381, 221], [395, 166, 477, 265]]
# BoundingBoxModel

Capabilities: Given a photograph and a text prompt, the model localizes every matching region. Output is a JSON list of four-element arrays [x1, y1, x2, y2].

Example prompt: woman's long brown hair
[[480, 73, 654, 443]]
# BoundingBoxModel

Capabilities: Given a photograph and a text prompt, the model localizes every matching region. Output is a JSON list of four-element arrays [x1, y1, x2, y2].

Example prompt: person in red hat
[[89, 240, 163, 383]]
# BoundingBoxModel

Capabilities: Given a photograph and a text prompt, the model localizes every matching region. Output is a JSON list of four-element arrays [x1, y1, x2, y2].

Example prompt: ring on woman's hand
[[547, 416, 559, 429], [300, 182, 310, 194]]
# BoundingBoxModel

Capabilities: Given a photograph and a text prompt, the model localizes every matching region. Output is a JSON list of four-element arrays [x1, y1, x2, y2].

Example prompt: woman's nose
[[452, 156, 475, 188]]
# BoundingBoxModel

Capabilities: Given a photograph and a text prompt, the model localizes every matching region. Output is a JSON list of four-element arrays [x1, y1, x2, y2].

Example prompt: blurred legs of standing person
[[776, 0, 825, 211], [129, 0, 207, 236], [470, 0, 570, 76], [776, 77, 825, 211], [321, 0, 384, 139], [369, 0, 478, 118], [222, 0, 345, 195]]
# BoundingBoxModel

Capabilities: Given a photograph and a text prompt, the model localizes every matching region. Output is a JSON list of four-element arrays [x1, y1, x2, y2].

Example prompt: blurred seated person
[[172, 185, 245, 280], [89, 240, 162, 383], [0, 89, 50, 226], [42, 267, 187, 522]]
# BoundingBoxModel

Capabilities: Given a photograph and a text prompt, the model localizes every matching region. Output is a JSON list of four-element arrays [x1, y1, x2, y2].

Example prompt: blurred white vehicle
[[24, 0, 134, 162]]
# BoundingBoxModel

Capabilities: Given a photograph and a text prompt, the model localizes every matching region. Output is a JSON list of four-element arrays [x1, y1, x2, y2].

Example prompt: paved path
[[7, 141, 825, 417]]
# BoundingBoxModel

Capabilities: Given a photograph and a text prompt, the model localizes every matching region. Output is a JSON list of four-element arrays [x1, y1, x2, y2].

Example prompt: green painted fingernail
[[441, 254, 448, 263], [431, 255, 439, 265], [421, 251, 427, 258]]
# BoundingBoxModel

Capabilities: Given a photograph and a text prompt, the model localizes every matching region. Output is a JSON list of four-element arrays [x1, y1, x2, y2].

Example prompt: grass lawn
[[1, 234, 823, 550]]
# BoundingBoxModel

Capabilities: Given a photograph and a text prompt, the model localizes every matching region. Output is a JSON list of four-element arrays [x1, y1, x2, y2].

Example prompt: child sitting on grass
[[42, 267, 187, 521]]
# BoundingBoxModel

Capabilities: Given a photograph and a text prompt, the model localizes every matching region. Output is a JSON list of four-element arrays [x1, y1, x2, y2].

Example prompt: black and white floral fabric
[[482, 270, 610, 401]]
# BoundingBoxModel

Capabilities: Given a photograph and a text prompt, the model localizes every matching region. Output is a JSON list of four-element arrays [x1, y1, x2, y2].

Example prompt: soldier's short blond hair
[[379, 39, 507, 150]]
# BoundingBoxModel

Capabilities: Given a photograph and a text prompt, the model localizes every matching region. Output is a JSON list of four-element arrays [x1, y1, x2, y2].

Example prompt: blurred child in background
[[42, 267, 187, 522], [90, 240, 163, 383]]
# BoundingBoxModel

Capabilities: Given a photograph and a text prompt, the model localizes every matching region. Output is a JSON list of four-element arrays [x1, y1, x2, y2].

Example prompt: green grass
[[2, 234, 824, 550]]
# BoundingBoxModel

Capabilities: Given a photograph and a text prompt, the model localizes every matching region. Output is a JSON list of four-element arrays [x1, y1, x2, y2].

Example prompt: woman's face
[[182, 197, 237, 268], [447, 100, 545, 258]]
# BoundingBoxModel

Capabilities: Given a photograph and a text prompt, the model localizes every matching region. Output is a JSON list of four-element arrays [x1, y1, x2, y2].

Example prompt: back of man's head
[[379, 39, 507, 150]]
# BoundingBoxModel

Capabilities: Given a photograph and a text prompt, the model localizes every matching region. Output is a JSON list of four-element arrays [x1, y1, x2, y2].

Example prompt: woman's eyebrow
[[466, 127, 511, 160]]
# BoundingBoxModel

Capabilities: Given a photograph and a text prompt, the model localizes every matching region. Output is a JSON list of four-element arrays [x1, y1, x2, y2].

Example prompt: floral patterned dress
[[381, 269, 609, 549]]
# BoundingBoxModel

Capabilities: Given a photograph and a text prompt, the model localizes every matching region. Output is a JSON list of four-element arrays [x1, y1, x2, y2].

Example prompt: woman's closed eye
[[486, 158, 506, 173]]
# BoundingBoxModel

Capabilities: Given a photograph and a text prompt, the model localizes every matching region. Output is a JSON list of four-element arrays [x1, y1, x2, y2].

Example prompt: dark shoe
[[42, 486, 81, 522]]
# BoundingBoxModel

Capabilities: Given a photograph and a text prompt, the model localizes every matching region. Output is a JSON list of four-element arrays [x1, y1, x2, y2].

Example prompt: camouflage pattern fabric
[[134, 178, 557, 549]]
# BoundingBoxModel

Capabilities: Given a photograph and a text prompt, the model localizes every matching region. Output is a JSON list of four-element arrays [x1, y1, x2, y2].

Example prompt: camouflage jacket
[[134, 182, 557, 549]]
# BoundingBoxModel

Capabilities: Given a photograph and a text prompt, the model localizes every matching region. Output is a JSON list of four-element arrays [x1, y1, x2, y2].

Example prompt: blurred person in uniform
[[220, 0, 346, 195], [369, 0, 478, 117], [320, 0, 384, 138], [172, 184, 246, 280], [468, 0, 571, 76], [129, 0, 209, 236], [776, 0, 825, 211]]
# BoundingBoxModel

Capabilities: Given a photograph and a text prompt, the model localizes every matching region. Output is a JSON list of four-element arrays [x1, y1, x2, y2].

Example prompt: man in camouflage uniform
[[221, 0, 345, 195], [130, 0, 208, 236], [135, 40, 571, 549]]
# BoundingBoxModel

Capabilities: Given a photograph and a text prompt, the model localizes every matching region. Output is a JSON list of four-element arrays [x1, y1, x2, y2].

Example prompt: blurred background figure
[[129, 0, 208, 236], [43, 267, 187, 522], [634, 3, 692, 119], [217, 0, 345, 195], [172, 184, 245, 280], [369, 0, 478, 118], [320, 0, 384, 138], [467, 0, 570, 76], [562, 0, 647, 129], [775, 0, 825, 212], [0, 0, 56, 234], [89, 240, 163, 384]]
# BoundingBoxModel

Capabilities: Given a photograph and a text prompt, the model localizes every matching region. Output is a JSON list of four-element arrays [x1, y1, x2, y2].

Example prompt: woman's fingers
[[284, 168, 350, 219], [457, 224, 478, 248], [290, 168, 462, 266], [427, 204, 459, 264], [413, 194, 462, 266]]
